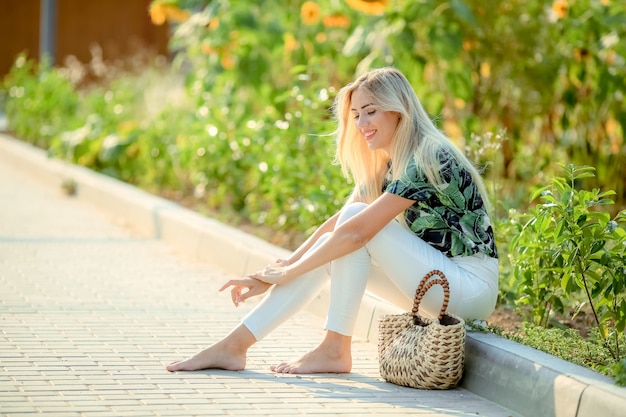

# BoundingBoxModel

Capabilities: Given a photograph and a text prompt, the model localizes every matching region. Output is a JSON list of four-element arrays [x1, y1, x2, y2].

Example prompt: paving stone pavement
[[0, 161, 518, 417]]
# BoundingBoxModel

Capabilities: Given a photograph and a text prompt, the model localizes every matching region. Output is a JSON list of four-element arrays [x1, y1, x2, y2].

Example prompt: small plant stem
[[576, 259, 616, 359], [613, 297, 621, 358], [542, 301, 552, 328]]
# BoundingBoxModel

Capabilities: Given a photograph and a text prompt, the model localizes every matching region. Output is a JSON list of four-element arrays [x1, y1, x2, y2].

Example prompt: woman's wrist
[[251, 264, 292, 285]]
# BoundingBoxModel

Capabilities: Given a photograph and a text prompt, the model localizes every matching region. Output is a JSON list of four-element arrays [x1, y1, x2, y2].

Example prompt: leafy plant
[[2, 54, 80, 148], [509, 164, 626, 360], [612, 358, 626, 386], [374, 0, 626, 209]]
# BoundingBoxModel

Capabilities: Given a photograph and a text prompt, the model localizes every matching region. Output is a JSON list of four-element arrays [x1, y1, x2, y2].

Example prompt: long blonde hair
[[333, 67, 491, 211]]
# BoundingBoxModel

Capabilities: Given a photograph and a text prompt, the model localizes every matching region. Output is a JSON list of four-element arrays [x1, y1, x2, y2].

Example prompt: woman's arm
[[283, 210, 341, 265], [280, 190, 363, 265], [218, 212, 341, 307], [253, 192, 414, 284]]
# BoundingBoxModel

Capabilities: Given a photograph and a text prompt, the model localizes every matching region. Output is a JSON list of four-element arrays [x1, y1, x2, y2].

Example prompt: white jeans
[[242, 202, 499, 340]]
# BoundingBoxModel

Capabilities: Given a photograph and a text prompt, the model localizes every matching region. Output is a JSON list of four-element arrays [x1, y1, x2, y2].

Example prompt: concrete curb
[[2, 133, 625, 417]]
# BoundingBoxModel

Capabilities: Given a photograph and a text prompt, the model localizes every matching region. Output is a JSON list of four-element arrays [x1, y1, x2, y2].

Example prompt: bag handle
[[411, 270, 450, 321]]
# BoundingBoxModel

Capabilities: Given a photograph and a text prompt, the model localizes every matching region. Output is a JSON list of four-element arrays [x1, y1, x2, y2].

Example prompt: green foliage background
[[4, 0, 625, 224]]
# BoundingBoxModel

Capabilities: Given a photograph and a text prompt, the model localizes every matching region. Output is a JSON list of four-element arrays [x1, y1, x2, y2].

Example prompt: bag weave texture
[[378, 270, 465, 389]]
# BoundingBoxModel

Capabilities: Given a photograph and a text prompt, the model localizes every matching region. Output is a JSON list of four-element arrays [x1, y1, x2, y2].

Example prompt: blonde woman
[[167, 67, 498, 374]]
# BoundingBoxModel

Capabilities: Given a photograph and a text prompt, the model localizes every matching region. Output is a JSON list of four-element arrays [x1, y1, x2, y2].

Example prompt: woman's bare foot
[[270, 331, 352, 374], [166, 325, 256, 372], [166, 343, 246, 372]]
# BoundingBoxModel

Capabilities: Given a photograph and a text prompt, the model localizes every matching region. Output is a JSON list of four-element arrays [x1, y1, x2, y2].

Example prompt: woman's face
[[350, 87, 400, 154]]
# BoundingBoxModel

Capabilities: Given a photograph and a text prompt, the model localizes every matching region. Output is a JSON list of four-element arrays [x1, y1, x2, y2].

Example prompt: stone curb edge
[[2, 133, 624, 417]]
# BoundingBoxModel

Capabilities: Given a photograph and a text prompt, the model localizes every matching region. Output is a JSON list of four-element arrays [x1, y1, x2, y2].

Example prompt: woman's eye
[[353, 110, 375, 120]]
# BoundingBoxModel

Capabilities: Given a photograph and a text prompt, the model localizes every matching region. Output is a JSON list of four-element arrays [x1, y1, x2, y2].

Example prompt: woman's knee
[[337, 202, 368, 225]]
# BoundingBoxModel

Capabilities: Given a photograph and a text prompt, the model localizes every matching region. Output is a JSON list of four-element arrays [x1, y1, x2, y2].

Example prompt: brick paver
[[0, 161, 517, 416]]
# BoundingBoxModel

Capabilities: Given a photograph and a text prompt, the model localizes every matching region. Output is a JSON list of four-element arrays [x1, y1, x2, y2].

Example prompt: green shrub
[[2, 54, 80, 148], [612, 358, 626, 386], [507, 164, 626, 360]]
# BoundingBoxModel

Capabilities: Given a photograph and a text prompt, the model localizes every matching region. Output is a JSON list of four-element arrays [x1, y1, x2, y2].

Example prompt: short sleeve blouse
[[384, 150, 498, 258]]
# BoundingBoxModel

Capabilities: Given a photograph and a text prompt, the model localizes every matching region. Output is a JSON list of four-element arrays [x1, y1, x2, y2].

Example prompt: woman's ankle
[[321, 330, 352, 351]]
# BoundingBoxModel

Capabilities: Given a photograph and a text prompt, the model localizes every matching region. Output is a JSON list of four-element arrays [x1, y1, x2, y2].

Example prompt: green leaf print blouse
[[385, 149, 498, 259]]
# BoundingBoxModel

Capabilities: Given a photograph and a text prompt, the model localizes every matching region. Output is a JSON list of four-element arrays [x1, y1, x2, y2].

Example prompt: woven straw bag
[[378, 270, 465, 389]]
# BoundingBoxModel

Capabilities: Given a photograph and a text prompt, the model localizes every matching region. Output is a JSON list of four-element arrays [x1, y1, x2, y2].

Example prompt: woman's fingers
[[273, 258, 290, 266], [237, 288, 253, 304], [230, 286, 242, 306], [218, 280, 235, 292], [218, 277, 271, 307], [218, 279, 245, 306]]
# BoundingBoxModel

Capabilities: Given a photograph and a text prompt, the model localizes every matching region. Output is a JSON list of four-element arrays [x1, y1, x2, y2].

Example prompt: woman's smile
[[362, 129, 376, 140]]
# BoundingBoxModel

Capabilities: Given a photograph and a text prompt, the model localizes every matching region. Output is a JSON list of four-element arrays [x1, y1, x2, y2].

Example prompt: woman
[[166, 67, 498, 374]]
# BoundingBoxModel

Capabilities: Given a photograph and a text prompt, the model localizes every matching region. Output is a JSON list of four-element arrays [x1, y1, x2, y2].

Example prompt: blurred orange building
[[0, 0, 169, 77]]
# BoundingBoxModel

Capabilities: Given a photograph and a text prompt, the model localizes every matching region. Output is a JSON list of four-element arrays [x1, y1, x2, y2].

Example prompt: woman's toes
[[270, 363, 289, 373], [166, 360, 186, 372]]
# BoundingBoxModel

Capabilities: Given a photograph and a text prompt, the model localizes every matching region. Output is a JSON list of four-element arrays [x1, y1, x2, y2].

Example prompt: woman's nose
[[357, 115, 368, 127]]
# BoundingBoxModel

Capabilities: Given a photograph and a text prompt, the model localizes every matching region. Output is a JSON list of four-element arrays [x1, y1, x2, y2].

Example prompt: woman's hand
[[273, 258, 291, 267], [249, 262, 293, 285], [219, 277, 272, 307]]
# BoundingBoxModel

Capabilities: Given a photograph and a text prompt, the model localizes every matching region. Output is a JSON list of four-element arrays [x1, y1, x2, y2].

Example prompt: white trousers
[[242, 202, 499, 340]]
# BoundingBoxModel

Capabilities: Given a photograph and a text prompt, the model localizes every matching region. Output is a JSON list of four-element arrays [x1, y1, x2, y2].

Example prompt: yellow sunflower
[[201, 42, 217, 55], [480, 62, 491, 78], [207, 17, 220, 30], [284, 33, 299, 53], [221, 53, 235, 70], [164, 5, 190, 23], [316, 33, 327, 43], [301, 1, 321, 25], [149, 3, 190, 25], [462, 40, 475, 52], [552, 0, 569, 19], [345, 0, 389, 16], [149, 4, 167, 25], [322, 13, 350, 28]]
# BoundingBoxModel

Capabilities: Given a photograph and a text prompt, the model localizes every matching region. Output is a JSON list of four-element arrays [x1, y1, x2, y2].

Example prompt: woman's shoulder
[[436, 146, 473, 179], [436, 146, 459, 165], [402, 155, 427, 183]]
